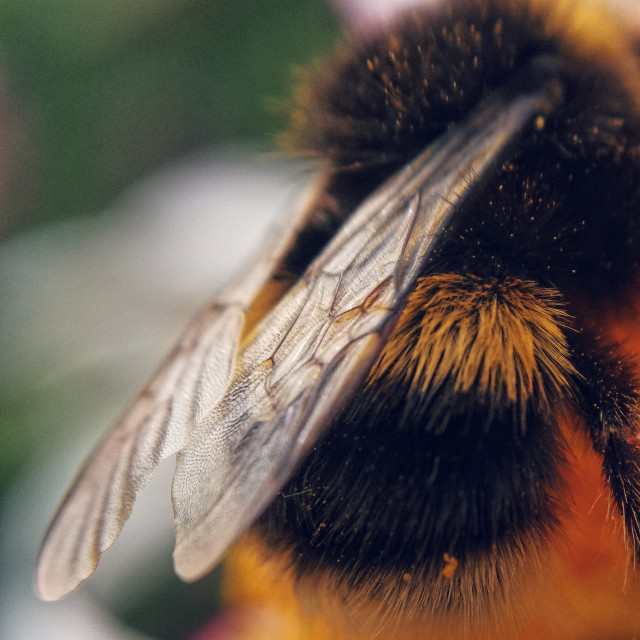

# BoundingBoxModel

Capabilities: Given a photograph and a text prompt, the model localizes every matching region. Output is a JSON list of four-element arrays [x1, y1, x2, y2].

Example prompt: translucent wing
[[37, 81, 548, 599], [171, 87, 549, 581], [35, 220, 302, 601]]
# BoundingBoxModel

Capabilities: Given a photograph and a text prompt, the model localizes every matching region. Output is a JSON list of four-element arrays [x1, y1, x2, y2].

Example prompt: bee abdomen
[[258, 273, 573, 610]]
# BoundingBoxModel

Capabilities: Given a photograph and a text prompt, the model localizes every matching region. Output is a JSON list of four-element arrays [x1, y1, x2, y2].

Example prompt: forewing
[[36, 78, 548, 598], [35, 217, 301, 601], [171, 86, 548, 581]]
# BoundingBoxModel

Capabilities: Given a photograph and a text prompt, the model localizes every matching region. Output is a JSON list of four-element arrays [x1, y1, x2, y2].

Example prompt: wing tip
[[35, 533, 98, 601], [34, 564, 83, 602], [173, 537, 224, 584]]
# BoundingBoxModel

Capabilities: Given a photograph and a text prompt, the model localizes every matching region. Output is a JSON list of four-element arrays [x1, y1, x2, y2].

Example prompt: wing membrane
[[36, 301, 246, 600], [172, 87, 547, 581], [37, 82, 548, 597], [35, 209, 307, 600]]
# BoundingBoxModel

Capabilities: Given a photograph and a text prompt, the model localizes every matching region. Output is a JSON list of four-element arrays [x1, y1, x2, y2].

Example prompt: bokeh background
[[4, 0, 638, 638], [0, 1, 341, 638], [0, 0, 343, 237]]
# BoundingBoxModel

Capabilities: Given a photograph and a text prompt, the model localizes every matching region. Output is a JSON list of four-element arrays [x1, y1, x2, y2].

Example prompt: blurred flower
[[0, 150, 310, 640]]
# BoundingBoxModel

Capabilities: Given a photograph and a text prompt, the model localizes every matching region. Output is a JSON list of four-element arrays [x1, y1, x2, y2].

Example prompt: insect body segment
[[371, 274, 574, 406], [38, 0, 640, 637], [172, 81, 549, 584], [257, 0, 640, 630]]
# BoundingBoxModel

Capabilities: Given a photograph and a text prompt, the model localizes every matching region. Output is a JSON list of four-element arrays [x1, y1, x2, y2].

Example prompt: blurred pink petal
[[189, 610, 235, 640], [330, 0, 640, 33], [189, 606, 288, 640], [329, 0, 435, 31]]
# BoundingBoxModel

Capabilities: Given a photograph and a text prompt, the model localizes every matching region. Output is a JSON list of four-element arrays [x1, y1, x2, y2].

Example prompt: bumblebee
[[38, 0, 640, 637]]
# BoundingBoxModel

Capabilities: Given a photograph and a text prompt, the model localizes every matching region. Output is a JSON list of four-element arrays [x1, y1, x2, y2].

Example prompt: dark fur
[[258, 0, 640, 610]]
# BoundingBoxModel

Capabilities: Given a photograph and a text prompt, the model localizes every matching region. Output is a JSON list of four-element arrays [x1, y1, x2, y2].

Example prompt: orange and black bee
[[38, 0, 640, 638]]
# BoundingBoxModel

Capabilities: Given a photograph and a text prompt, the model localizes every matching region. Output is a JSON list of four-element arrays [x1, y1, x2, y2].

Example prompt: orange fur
[[219, 1, 640, 636], [369, 274, 574, 407], [220, 418, 640, 639]]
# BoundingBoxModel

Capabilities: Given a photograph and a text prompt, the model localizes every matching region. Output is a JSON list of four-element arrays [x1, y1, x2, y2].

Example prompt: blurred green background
[[0, 0, 339, 236], [0, 1, 340, 638], [0, 0, 340, 506]]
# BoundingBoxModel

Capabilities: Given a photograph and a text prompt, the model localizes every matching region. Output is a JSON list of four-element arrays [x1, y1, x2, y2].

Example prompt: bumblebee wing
[[171, 86, 548, 581], [36, 80, 547, 598], [35, 220, 302, 601]]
